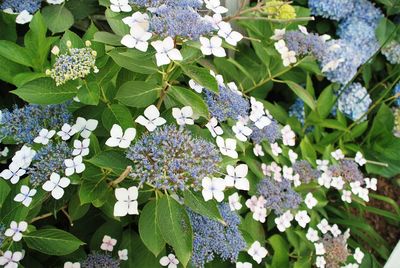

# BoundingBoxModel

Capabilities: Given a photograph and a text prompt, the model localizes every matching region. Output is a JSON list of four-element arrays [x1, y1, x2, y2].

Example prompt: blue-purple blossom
[[352, 0, 383, 25], [308, 0, 354, 21], [394, 82, 400, 107], [188, 203, 246, 267], [249, 120, 281, 144], [289, 98, 306, 125], [204, 85, 250, 122], [382, 41, 400, 65], [257, 178, 301, 215], [0, 224, 5, 248], [0, 103, 72, 144], [321, 232, 350, 267], [28, 142, 70, 187], [126, 125, 221, 191], [0, 0, 41, 13], [337, 83, 371, 122], [292, 160, 321, 184], [328, 160, 364, 183], [81, 252, 120, 268], [284, 30, 327, 60]]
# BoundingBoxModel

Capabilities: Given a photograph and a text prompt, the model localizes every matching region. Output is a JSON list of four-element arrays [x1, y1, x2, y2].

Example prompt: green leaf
[[284, 81, 316, 111], [12, 78, 78, 104], [68, 194, 90, 221], [42, 5, 75, 33], [157, 195, 192, 267], [0, 40, 33, 67], [115, 81, 161, 108], [183, 191, 223, 222], [77, 81, 100, 105], [139, 200, 166, 256], [102, 104, 134, 130], [87, 150, 132, 175], [105, 9, 129, 36], [168, 86, 209, 118], [24, 229, 85, 256], [94, 31, 122, 46], [317, 85, 336, 119], [79, 168, 109, 204], [0, 55, 29, 85], [375, 18, 397, 45], [269, 235, 289, 268], [0, 180, 11, 208], [300, 136, 317, 164], [109, 48, 158, 74], [180, 64, 219, 93]]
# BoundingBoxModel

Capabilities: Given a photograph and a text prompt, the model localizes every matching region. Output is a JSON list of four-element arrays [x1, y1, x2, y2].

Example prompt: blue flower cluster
[[292, 160, 321, 184], [0, 224, 5, 248], [130, 0, 213, 39], [337, 83, 371, 122], [289, 98, 306, 125], [382, 41, 400, 65], [257, 178, 301, 215], [0, 103, 72, 144], [394, 82, 400, 106], [28, 141, 70, 187], [284, 30, 327, 61], [328, 160, 365, 183], [249, 120, 281, 144], [81, 252, 120, 268], [126, 125, 221, 191], [321, 232, 350, 268], [309, 0, 383, 85], [187, 203, 246, 267], [0, 0, 41, 13], [204, 85, 250, 122]]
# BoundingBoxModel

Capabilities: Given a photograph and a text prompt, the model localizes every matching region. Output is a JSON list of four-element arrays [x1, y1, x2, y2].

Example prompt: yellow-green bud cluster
[[265, 1, 296, 20], [47, 41, 98, 86], [393, 108, 400, 138]]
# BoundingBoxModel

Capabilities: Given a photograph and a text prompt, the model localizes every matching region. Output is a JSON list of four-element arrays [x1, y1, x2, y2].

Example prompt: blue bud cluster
[[337, 83, 371, 122], [328, 160, 364, 183], [308, 0, 354, 21], [81, 252, 120, 268], [0, 0, 41, 13], [394, 82, 400, 107], [249, 120, 281, 144], [292, 160, 321, 184], [382, 41, 400, 65], [284, 30, 327, 61]]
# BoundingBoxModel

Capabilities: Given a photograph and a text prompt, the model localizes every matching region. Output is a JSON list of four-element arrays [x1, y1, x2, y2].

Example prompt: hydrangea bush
[[0, 0, 400, 267]]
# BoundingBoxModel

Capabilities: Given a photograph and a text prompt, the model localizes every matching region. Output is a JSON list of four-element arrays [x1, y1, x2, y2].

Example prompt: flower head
[[1, 0, 41, 13], [337, 83, 371, 121], [81, 252, 120, 268]]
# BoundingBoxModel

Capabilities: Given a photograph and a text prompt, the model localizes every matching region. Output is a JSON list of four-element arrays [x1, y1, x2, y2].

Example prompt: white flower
[[355, 152, 366, 166], [216, 136, 238, 159], [331, 149, 345, 160], [135, 105, 166, 132], [217, 21, 243, 46], [202, 177, 225, 202], [288, 149, 298, 163], [64, 156, 85, 176], [122, 11, 149, 30], [330, 224, 341, 237], [160, 254, 179, 268], [298, 25, 309, 35], [364, 178, 377, 191], [341, 190, 352, 203], [14, 185, 37, 207], [281, 125, 296, 146], [204, 14, 223, 29], [236, 262, 252, 268], [232, 121, 252, 142], [253, 207, 267, 223], [271, 142, 282, 156], [47, 0, 65, 4], [12, 145, 36, 169], [228, 193, 242, 211], [106, 124, 136, 149], [200, 36, 226, 57], [16, 10, 33, 24], [57, 123, 76, 141], [227, 82, 242, 96], [331, 176, 345, 190], [274, 40, 288, 54], [210, 70, 224, 85], [172, 106, 194, 126], [100, 235, 117, 252], [316, 159, 329, 172], [316, 256, 326, 268], [114, 186, 139, 217], [72, 117, 98, 139], [271, 28, 286, 41], [354, 248, 364, 264], [151, 37, 183, 66], [205, 0, 228, 14], [33, 128, 55, 145], [350, 181, 362, 195], [281, 50, 297, 66], [318, 172, 332, 188], [249, 110, 271, 129], [64, 262, 81, 268], [253, 144, 264, 157], [245, 196, 265, 212], [317, 219, 330, 234], [121, 26, 152, 52], [322, 59, 344, 72], [189, 79, 204, 93], [5, 221, 27, 242], [275, 211, 293, 232], [357, 187, 369, 202], [0, 162, 26, 184], [110, 0, 132, 12], [42, 173, 71, 200], [295, 210, 310, 228], [224, 164, 249, 191], [206, 117, 223, 137], [305, 192, 318, 209], [118, 249, 128, 261], [0, 147, 9, 157], [0, 251, 23, 268], [306, 228, 319, 242], [73, 139, 90, 156], [314, 243, 326, 255], [247, 241, 268, 264]]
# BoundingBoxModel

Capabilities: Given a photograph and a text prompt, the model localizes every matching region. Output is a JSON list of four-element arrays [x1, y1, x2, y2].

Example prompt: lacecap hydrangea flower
[[328, 160, 365, 183], [81, 252, 120, 268], [283, 30, 328, 61], [337, 83, 372, 122], [126, 124, 221, 191], [320, 232, 350, 268], [249, 119, 281, 144], [265, 1, 296, 20], [289, 98, 306, 125], [46, 41, 98, 86], [382, 41, 400, 65], [0, 103, 72, 144], [308, 0, 354, 21], [187, 203, 246, 267], [0, 0, 41, 13], [393, 82, 400, 106], [292, 160, 321, 184]]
